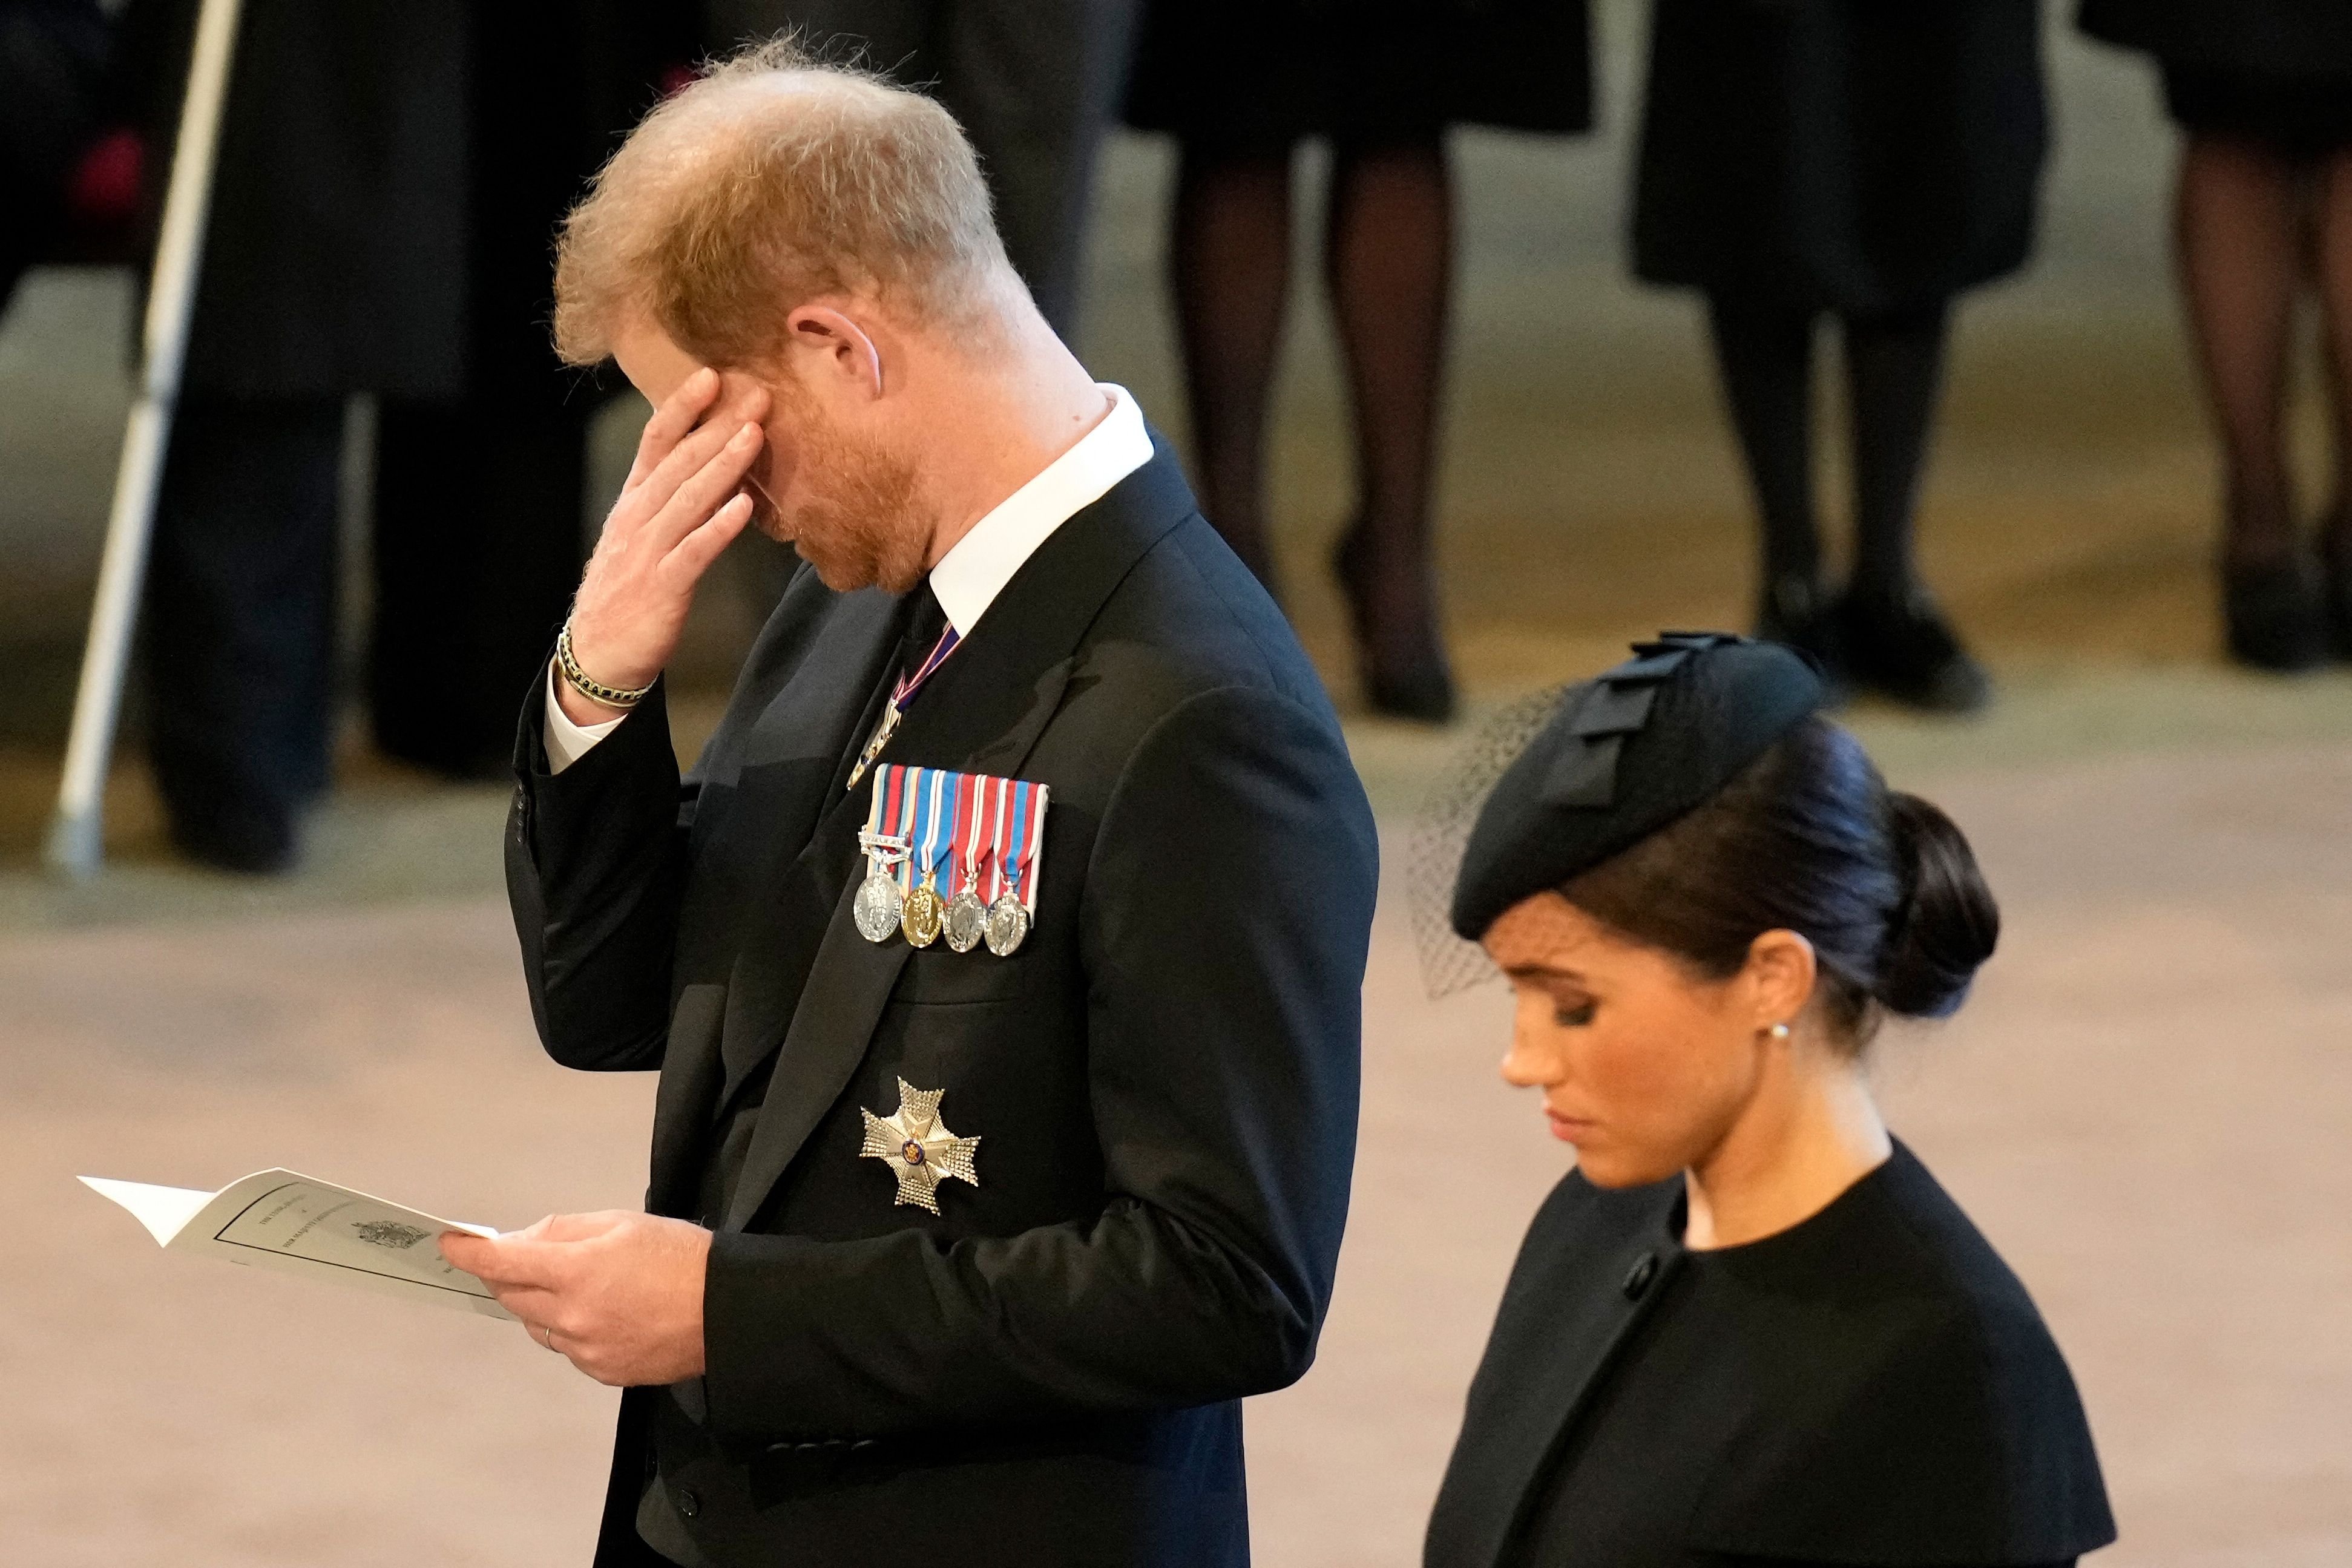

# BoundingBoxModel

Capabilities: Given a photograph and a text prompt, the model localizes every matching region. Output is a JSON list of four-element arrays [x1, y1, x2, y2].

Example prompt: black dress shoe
[[170, 802, 300, 875], [1333, 527, 1458, 724], [1839, 583, 1992, 714], [1754, 573, 1851, 703], [2223, 551, 2330, 673], [1362, 652, 1459, 723]]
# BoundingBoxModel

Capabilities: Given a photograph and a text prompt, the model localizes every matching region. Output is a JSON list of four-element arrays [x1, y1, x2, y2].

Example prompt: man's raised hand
[[557, 367, 770, 724]]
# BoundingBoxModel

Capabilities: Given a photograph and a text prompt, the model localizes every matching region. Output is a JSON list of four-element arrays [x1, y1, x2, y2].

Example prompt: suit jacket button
[[675, 1486, 701, 1520], [1621, 1252, 1659, 1301]]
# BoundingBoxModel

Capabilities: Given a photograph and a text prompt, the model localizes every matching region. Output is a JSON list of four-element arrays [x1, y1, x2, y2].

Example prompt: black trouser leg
[[1704, 293, 1821, 607], [139, 394, 344, 869], [1842, 301, 1951, 601], [370, 398, 590, 776]]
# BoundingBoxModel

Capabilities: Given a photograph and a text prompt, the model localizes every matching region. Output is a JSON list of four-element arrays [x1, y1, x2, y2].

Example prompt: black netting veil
[[1405, 684, 1571, 999]]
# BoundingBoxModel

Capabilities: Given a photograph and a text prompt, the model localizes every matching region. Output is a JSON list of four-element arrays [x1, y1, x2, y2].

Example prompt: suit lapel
[[647, 584, 910, 1209], [720, 654, 1076, 1232], [717, 438, 1195, 1232]]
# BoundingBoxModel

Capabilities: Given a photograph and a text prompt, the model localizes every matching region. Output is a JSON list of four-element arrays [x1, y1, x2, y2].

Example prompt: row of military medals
[[855, 764, 1048, 956]]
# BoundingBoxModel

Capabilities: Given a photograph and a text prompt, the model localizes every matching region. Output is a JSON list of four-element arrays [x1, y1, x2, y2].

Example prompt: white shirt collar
[[926, 384, 1152, 637]]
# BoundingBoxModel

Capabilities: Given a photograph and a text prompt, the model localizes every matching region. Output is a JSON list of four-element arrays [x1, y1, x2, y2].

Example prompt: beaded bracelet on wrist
[[556, 624, 655, 710]]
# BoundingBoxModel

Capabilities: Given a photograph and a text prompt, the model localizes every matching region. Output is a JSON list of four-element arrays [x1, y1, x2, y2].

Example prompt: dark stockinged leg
[[1704, 292, 1840, 680], [1170, 142, 1295, 589], [1325, 133, 1457, 723], [1836, 300, 1988, 713], [1844, 301, 1950, 602], [2176, 131, 2328, 669]]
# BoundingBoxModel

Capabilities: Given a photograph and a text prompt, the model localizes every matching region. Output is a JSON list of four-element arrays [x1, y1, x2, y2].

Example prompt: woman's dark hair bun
[[1874, 792, 2000, 1019]]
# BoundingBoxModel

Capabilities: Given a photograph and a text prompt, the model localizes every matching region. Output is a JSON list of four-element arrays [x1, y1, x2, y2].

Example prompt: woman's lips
[[1545, 1110, 1595, 1143]]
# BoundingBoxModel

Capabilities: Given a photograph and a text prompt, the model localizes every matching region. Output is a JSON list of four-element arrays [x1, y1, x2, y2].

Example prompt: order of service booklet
[[81, 1169, 514, 1320]]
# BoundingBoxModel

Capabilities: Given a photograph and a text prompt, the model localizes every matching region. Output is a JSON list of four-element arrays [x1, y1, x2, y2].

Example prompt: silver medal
[[853, 827, 909, 945], [945, 888, 989, 953], [984, 891, 1031, 957], [855, 871, 904, 943]]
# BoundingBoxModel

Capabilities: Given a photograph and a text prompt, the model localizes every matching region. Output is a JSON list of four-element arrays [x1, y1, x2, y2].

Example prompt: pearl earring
[[1768, 1022, 1791, 1040]]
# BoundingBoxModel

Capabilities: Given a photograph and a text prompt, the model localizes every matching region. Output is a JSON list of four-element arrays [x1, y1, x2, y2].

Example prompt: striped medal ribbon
[[853, 763, 912, 942], [846, 620, 961, 792], [984, 776, 1050, 957], [943, 773, 991, 953], [900, 766, 954, 948]]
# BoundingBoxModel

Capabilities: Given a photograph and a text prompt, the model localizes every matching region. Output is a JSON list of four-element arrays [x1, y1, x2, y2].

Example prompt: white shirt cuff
[[544, 661, 624, 775]]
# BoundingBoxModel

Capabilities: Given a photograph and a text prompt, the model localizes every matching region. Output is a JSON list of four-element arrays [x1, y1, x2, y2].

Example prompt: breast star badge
[[858, 1078, 981, 1215]]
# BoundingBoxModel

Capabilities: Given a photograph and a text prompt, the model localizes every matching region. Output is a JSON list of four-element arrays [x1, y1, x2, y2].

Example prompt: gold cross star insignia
[[858, 1078, 981, 1215]]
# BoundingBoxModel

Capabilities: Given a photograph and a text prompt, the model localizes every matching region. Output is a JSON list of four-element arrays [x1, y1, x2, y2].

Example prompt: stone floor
[[4, 11, 2351, 1564]]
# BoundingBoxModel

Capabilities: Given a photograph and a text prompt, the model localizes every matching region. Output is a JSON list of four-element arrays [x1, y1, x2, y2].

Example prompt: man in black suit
[[439, 41, 1376, 1568]]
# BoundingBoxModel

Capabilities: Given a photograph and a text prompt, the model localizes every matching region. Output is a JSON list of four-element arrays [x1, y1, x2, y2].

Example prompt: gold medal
[[900, 765, 951, 948], [902, 882, 944, 947]]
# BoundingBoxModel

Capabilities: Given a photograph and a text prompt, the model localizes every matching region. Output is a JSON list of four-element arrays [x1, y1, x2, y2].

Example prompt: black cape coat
[[2077, 0, 2352, 78], [1125, 0, 1592, 145], [1632, 0, 2048, 316], [507, 439, 1378, 1567], [1427, 1141, 2115, 1568]]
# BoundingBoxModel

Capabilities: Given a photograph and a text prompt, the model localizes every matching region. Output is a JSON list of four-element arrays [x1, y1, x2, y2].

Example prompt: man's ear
[[1743, 929, 1818, 1032], [784, 303, 885, 398]]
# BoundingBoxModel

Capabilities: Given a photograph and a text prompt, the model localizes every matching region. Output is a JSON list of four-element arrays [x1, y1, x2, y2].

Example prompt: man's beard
[[747, 390, 931, 595]]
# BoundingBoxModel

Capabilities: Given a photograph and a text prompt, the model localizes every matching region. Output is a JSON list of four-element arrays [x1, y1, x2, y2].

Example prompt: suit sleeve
[[505, 673, 696, 1072], [700, 683, 1378, 1440]]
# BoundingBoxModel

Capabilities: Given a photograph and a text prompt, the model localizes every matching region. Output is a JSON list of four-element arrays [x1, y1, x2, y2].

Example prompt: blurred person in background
[[1423, 633, 2114, 1567], [1634, 2, 2047, 714], [122, 0, 689, 872], [702, 1, 1143, 341], [0, 0, 112, 310], [1124, 1, 1594, 724], [2080, 0, 2352, 671]]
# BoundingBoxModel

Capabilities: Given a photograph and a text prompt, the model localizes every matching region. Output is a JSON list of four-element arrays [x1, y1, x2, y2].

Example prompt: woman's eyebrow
[[1505, 963, 1588, 985]]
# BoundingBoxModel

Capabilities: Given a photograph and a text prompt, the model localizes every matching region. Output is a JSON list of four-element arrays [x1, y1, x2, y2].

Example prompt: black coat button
[[675, 1486, 701, 1520], [1621, 1252, 1659, 1300]]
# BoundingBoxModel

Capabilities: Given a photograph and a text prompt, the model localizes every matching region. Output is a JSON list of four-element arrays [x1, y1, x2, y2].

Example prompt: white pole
[[45, 0, 246, 877]]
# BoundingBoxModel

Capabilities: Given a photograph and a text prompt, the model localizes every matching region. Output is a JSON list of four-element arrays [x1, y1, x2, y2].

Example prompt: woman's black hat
[[1448, 632, 1823, 943]]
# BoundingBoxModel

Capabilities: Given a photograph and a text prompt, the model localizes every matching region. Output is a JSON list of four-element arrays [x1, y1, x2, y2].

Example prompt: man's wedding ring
[[539, 1323, 557, 1351]]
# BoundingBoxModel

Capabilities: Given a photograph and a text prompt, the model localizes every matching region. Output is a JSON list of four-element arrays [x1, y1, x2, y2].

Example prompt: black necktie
[[898, 581, 950, 681]]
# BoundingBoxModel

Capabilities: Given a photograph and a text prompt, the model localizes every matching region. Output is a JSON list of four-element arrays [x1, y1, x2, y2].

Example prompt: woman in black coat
[[1126, 0, 1591, 723], [1424, 632, 2116, 1567], [1634, 3, 2047, 712], [2079, 1, 2352, 670]]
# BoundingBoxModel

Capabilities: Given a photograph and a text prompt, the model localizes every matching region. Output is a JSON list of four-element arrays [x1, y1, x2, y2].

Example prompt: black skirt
[[1631, 0, 2048, 317], [1123, 0, 1593, 152], [2078, 0, 2352, 80], [2162, 64, 2352, 157]]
